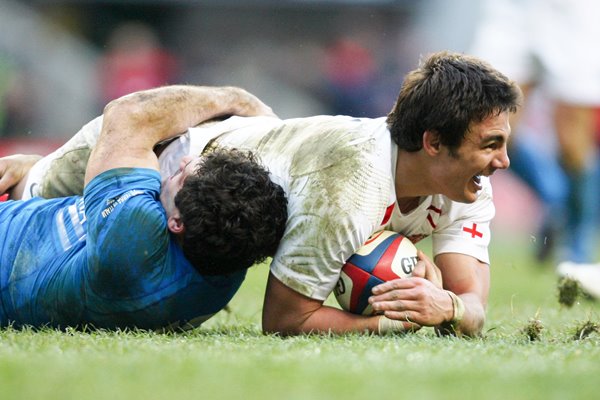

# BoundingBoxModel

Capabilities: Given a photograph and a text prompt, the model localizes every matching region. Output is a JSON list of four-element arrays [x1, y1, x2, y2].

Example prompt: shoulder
[[84, 168, 161, 199], [284, 117, 390, 175], [84, 168, 163, 230], [83, 169, 169, 273]]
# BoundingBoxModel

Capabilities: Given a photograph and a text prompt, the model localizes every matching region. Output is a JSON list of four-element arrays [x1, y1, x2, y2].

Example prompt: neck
[[395, 150, 431, 213], [396, 196, 421, 213]]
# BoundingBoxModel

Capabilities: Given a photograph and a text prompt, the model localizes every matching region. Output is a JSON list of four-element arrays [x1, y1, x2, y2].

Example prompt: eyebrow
[[483, 134, 506, 144]]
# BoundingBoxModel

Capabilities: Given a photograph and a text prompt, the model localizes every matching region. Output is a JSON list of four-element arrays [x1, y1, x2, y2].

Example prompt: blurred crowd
[[0, 1, 420, 139]]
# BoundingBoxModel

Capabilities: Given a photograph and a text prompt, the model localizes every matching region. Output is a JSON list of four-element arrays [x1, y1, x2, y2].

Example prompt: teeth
[[473, 175, 481, 183]]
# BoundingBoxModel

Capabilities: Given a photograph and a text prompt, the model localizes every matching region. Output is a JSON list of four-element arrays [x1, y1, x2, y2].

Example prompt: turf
[[1, 233, 599, 400]]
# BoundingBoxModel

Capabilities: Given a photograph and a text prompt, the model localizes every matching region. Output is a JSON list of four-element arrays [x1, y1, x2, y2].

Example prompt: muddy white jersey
[[186, 116, 495, 301], [24, 114, 495, 301]]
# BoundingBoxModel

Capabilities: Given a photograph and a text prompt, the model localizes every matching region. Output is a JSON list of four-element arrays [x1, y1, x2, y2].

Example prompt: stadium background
[[2, 5, 599, 397], [0, 0, 550, 236]]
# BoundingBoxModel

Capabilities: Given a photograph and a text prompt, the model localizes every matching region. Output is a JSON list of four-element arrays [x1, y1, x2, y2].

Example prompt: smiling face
[[431, 111, 511, 203]]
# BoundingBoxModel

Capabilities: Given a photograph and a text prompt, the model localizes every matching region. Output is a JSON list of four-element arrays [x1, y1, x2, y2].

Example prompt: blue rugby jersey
[[0, 168, 244, 329]]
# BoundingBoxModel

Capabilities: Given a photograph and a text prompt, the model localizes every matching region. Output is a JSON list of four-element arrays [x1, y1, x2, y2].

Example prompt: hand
[[411, 250, 443, 289], [0, 154, 41, 195], [369, 262, 453, 326], [228, 87, 278, 118]]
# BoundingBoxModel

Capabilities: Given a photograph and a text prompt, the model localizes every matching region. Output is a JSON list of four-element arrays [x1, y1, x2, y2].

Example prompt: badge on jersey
[[461, 222, 487, 241]]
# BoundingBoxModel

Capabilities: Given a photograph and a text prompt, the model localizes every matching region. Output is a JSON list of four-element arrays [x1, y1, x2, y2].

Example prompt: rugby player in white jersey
[[1, 51, 521, 336]]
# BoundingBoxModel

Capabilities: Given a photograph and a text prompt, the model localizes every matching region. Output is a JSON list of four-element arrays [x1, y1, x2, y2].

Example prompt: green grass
[[1, 233, 599, 400]]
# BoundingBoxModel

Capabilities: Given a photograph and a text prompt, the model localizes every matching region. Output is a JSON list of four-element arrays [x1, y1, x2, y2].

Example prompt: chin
[[464, 191, 481, 203], [449, 192, 478, 204]]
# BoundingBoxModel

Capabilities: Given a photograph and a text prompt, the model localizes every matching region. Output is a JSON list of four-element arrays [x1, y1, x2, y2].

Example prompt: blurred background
[[0, 0, 597, 248]]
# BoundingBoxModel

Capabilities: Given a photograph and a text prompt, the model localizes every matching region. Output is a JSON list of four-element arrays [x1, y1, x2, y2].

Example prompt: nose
[[180, 155, 193, 170], [493, 147, 510, 170]]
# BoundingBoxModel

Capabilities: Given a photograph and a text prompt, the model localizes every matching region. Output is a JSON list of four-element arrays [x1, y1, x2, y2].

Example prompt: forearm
[[86, 85, 274, 183], [103, 85, 273, 145], [264, 304, 379, 336], [433, 254, 490, 337], [262, 273, 411, 336]]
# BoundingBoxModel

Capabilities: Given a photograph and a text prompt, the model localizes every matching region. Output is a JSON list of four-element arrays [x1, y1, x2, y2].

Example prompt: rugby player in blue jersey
[[0, 86, 287, 330]]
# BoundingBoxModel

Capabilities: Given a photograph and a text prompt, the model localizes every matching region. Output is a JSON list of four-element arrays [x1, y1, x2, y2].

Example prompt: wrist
[[434, 290, 466, 337], [435, 291, 465, 336], [446, 290, 465, 325], [377, 315, 406, 335]]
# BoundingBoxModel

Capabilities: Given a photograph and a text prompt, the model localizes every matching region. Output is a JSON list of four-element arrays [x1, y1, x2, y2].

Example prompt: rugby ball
[[334, 230, 418, 315]]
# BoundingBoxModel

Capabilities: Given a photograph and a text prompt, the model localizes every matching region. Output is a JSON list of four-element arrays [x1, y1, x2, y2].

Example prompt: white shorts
[[470, 0, 600, 105]]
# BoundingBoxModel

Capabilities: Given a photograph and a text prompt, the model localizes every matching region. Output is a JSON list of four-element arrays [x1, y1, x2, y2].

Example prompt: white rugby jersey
[[180, 115, 495, 301], [25, 114, 495, 301]]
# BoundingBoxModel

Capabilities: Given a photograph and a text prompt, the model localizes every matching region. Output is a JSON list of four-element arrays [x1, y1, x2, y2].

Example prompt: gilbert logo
[[399, 256, 418, 275]]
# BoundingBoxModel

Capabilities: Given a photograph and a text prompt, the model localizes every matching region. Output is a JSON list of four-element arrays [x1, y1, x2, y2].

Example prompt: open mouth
[[471, 174, 482, 191]]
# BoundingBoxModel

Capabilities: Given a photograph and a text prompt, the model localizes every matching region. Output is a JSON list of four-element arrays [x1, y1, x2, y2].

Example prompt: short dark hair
[[174, 148, 287, 275], [386, 51, 522, 153]]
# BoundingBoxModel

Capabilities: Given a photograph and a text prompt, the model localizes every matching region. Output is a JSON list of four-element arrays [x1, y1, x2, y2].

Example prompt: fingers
[[384, 310, 417, 323], [0, 162, 16, 195], [0, 179, 11, 195], [257, 104, 277, 118], [411, 260, 426, 279], [372, 298, 419, 315], [413, 250, 443, 288], [410, 250, 432, 278], [0, 154, 40, 195], [370, 290, 423, 325], [254, 100, 277, 118], [369, 275, 448, 327], [369, 279, 423, 311], [237, 90, 278, 118], [371, 277, 415, 296]]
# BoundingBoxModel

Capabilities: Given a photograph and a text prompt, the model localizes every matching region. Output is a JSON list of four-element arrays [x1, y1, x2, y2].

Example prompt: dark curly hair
[[174, 148, 287, 275], [386, 51, 522, 154]]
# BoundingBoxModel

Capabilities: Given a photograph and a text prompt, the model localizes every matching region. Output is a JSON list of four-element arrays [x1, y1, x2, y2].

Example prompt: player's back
[[0, 196, 87, 327], [197, 115, 389, 186], [0, 170, 246, 330]]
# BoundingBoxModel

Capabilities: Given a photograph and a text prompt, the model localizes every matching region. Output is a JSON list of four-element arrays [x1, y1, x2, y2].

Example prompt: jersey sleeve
[[82, 168, 168, 297], [22, 116, 103, 200], [431, 177, 495, 265]]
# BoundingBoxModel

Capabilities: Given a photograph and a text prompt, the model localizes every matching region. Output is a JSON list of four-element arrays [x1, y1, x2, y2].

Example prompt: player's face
[[160, 155, 201, 215], [434, 111, 511, 203]]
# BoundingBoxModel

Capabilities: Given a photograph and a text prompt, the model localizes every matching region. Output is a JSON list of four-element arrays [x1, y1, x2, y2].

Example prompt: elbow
[[103, 94, 129, 116], [471, 313, 486, 337], [262, 309, 311, 337], [262, 318, 301, 337], [102, 93, 146, 125], [460, 307, 486, 338], [436, 303, 486, 338], [262, 325, 281, 336]]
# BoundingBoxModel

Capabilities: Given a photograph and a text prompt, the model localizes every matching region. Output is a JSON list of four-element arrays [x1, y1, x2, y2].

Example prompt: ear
[[422, 130, 442, 156], [167, 215, 185, 234]]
